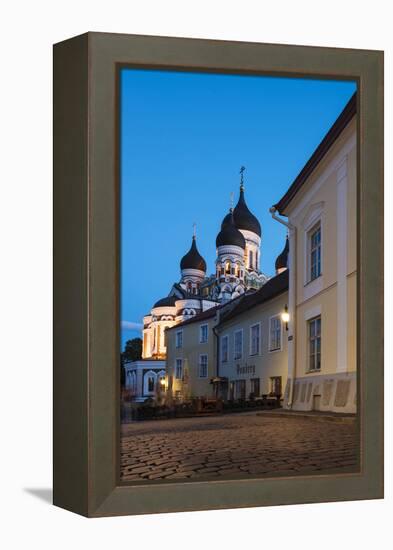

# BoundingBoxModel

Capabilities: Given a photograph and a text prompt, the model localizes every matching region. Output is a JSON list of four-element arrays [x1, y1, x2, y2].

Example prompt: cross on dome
[[240, 165, 246, 190]]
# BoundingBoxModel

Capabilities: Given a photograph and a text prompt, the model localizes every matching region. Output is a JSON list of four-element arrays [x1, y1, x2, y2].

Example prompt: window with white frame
[[221, 335, 229, 363], [234, 330, 243, 360], [309, 223, 321, 281], [250, 323, 260, 356], [199, 354, 208, 378], [175, 358, 183, 379], [175, 330, 183, 348], [199, 324, 208, 344], [269, 316, 281, 351], [308, 316, 321, 371], [270, 376, 282, 395], [143, 370, 157, 395]]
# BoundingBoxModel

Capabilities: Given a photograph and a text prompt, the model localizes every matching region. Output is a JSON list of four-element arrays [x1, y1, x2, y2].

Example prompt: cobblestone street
[[120, 412, 359, 482]]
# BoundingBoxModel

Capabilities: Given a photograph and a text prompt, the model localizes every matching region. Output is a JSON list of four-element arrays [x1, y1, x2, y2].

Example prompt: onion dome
[[180, 236, 207, 272], [233, 184, 261, 237], [221, 211, 232, 229], [216, 210, 246, 249], [153, 295, 178, 308], [275, 236, 289, 271]]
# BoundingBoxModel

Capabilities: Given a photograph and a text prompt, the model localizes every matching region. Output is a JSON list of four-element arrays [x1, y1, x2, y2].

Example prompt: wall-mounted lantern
[[281, 304, 290, 331]]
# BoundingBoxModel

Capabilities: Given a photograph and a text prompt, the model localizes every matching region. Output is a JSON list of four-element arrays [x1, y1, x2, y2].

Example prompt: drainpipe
[[212, 310, 220, 399], [269, 207, 297, 408], [213, 311, 224, 399], [213, 326, 219, 378]]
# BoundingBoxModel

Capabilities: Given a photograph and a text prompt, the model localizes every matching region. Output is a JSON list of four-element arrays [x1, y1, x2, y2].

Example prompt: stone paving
[[120, 412, 359, 482]]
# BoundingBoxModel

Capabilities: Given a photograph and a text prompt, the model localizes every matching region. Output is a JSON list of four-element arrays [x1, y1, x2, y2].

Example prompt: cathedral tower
[[179, 231, 207, 295], [222, 167, 268, 290], [215, 209, 246, 301], [233, 167, 262, 275]]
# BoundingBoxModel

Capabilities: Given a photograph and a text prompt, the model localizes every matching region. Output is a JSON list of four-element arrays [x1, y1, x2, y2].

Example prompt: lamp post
[[281, 304, 289, 331]]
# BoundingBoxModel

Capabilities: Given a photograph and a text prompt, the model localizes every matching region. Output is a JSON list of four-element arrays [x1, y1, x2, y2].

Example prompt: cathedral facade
[[141, 175, 269, 361]]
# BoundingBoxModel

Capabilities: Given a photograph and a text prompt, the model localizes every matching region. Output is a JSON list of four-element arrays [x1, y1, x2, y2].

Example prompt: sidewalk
[[256, 409, 357, 424]]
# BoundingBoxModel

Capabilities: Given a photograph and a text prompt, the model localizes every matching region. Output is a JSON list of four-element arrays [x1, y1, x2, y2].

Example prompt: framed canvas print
[[53, 32, 383, 517]]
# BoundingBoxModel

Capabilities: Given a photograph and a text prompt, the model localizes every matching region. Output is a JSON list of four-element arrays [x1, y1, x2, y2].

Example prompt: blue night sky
[[120, 68, 356, 348]]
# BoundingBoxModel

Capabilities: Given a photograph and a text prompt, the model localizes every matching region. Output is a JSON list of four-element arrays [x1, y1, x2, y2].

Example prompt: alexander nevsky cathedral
[[141, 169, 280, 360]]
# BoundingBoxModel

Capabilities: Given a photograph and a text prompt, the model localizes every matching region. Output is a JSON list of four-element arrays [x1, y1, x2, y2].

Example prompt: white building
[[124, 359, 166, 403], [271, 92, 357, 414]]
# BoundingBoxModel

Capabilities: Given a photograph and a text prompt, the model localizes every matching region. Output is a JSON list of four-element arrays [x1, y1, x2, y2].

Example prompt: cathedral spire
[[232, 167, 261, 237], [239, 165, 245, 191]]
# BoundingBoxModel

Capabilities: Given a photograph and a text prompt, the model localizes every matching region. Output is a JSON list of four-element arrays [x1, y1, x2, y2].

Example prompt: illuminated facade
[[166, 268, 289, 403], [125, 172, 269, 401], [141, 175, 269, 361], [272, 93, 357, 413]]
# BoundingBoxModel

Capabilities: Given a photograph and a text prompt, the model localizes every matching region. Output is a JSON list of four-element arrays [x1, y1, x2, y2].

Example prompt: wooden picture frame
[[53, 32, 383, 517]]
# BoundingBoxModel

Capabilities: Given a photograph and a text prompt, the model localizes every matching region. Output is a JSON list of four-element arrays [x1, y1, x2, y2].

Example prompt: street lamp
[[160, 377, 166, 391], [281, 305, 289, 331]]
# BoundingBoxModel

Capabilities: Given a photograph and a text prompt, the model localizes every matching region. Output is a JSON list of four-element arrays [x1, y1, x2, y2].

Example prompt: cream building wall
[[283, 117, 357, 413], [142, 307, 177, 359], [217, 291, 288, 400], [166, 315, 217, 400]]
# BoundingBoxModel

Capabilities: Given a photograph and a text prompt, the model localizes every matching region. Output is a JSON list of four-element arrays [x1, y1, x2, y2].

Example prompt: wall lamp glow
[[281, 305, 290, 331]]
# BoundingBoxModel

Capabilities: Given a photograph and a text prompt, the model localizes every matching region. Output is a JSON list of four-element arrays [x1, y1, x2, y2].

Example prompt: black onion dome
[[275, 236, 289, 271], [153, 295, 178, 308], [216, 211, 246, 249], [233, 186, 261, 236], [180, 237, 207, 272], [221, 211, 232, 229]]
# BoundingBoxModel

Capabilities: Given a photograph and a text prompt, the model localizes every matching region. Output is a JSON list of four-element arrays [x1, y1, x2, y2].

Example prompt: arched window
[[225, 261, 231, 274], [235, 264, 240, 277], [143, 370, 157, 396], [249, 250, 254, 269], [256, 251, 259, 269], [148, 377, 155, 392]]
